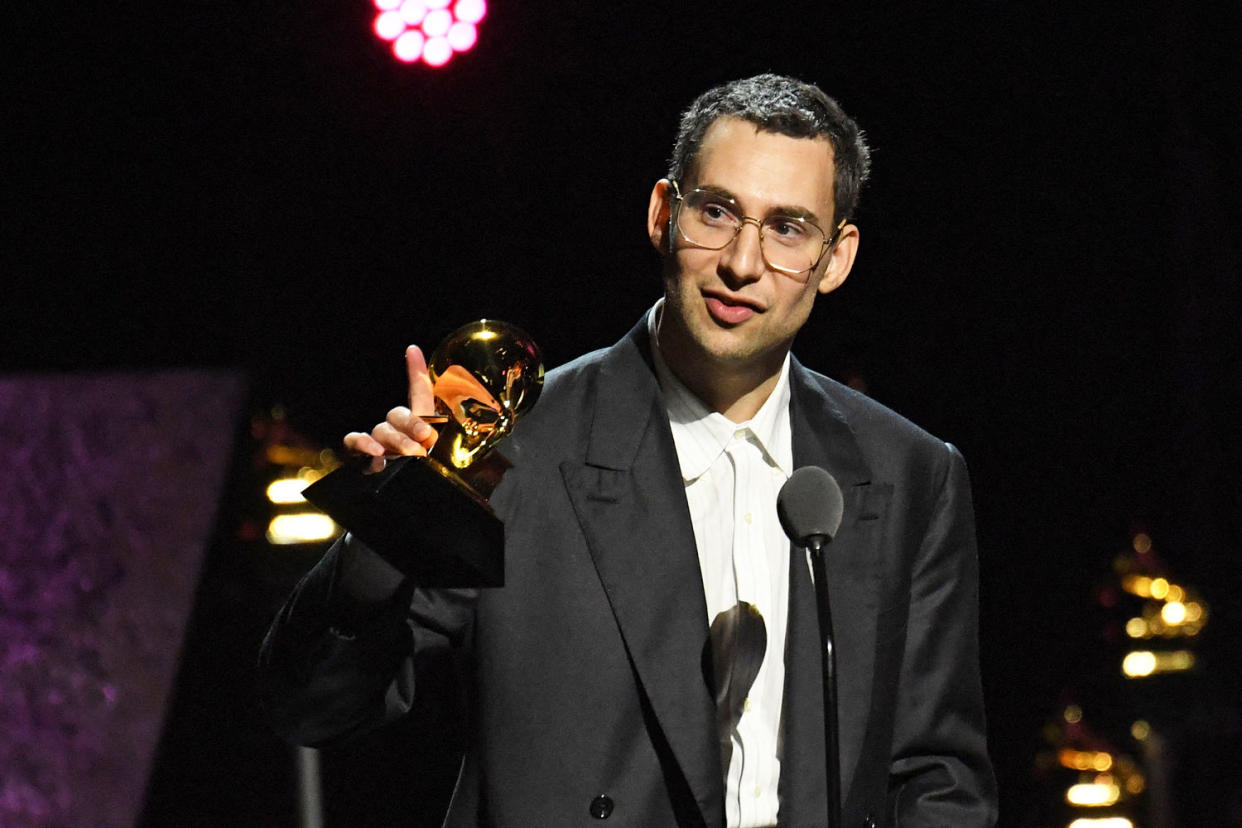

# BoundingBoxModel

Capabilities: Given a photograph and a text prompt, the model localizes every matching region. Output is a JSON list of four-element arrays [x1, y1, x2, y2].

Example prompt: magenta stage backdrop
[[0, 371, 245, 826]]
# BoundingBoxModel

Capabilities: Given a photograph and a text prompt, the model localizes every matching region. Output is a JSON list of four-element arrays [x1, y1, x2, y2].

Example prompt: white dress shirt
[[648, 304, 792, 828]]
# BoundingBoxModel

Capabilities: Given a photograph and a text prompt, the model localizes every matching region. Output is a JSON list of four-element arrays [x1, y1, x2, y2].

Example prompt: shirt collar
[[646, 300, 793, 483]]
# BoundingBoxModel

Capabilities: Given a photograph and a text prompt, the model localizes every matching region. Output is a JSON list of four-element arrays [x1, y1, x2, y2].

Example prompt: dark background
[[7, 0, 1241, 824]]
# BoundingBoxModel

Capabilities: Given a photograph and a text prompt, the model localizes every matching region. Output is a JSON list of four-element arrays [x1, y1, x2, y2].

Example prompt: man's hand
[[344, 345, 439, 473]]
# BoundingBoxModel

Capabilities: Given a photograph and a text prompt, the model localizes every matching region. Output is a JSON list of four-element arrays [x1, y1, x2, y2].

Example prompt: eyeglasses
[[670, 181, 847, 280]]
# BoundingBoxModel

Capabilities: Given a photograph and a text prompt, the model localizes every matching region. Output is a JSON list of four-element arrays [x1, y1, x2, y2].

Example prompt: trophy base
[[302, 455, 504, 587]]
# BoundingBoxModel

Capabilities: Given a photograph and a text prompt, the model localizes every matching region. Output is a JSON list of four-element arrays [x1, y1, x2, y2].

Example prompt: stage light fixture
[[373, 0, 485, 66]]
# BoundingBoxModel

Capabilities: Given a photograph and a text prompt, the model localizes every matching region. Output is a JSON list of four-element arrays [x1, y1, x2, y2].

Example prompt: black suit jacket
[[260, 317, 997, 827]]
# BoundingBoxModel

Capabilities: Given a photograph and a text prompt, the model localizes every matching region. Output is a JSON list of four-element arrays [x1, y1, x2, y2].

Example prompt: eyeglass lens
[[677, 190, 826, 274]]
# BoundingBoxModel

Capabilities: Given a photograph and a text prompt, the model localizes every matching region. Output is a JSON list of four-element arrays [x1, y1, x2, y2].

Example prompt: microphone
[[777, 466, 844, 550], [777, 465, 844, 828]]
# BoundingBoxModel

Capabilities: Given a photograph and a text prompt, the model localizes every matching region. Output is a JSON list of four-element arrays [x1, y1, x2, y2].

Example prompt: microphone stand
[[805, 535, 840, 828]]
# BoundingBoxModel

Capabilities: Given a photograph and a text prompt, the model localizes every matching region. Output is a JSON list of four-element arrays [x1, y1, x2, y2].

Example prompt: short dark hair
[[668, 74, 871, 223]]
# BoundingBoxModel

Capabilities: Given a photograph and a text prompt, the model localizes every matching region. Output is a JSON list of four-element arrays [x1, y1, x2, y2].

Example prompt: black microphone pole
[[805, 535, 840, 828], [777, 466, 844, 828]]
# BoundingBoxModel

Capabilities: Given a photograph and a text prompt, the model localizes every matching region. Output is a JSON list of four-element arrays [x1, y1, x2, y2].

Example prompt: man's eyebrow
[[693, 184, 823, 225]]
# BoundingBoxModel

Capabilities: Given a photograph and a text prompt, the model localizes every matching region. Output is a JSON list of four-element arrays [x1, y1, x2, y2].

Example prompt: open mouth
[[704, 294, 759, 325]]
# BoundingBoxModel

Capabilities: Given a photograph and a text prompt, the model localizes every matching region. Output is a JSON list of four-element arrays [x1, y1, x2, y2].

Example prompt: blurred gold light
[[1165, 650, 1194, 671], [1133, 533, 1152, 554], [1149, 578, 1169, 600], [1165, 584, 1185, 603], [267, 477, 309, 504], [1125, 617, 1148, 638], [267, 513, 337, 544], [1125, 772, 1146, 794], [1185, 601, 1204, 622], [1066, 782, 1120, 806], [1064, 705, 1083, 723], [1123, 651, 1157, 677], [1131, 720, 1150, 741], [1123, 649, 1195, 677], [1069, 819, 1133, 828], [1161, 601, 1187, 625], [1058, 749, 1113, 772], [1122, 575, 1152, 597]]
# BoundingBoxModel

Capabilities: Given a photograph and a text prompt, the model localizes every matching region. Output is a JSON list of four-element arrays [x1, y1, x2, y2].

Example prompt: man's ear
[[647, 179, 673, 255], [817, 223, 860, 295]]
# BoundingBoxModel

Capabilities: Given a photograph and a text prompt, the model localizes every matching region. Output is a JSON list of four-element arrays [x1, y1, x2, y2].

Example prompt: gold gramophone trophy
[[303, 320, 543, 587]]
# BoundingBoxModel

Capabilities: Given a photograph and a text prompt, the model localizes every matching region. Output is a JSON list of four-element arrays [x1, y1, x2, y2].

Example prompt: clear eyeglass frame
[[669, 180, 847, 280]]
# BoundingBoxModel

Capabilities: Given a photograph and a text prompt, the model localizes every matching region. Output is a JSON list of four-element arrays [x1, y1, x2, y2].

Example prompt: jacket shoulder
[[794, 364, 966, 484]]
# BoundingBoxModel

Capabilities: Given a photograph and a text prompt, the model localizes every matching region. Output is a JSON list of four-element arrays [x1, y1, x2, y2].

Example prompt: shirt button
[[744, 512, 753, 524], [754, 785, 762, 797], [743, 697, 752, 712], [589, 795, 614, 819]]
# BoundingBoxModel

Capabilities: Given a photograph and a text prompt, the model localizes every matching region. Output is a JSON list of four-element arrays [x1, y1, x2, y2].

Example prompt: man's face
[[648, 116, 858, 378]]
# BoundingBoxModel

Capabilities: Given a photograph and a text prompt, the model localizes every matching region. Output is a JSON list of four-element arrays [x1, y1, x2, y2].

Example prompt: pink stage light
[[422, 36, 452, 66], [422, 8, 453, 37], [374, 10, 406, 41], [453, 0, 485, 24], [372, 0, 486, 66], [393, 30, 426, 62], [399, 0, 428, 25], [446, 21, 477, 51]]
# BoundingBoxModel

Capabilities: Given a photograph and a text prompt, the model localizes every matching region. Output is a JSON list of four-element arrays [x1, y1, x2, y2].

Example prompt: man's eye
[[767, 218, 808, 242], [700, 203, 735, 223]]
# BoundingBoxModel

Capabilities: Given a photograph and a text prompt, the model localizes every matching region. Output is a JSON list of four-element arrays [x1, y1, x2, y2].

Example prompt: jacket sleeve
[[887, 443, 998, 826], [256, 534, 478, 747]]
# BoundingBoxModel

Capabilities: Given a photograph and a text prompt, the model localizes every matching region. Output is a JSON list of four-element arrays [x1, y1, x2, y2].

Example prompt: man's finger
[[385, 406, 435, 449], [407, 345, 435, 417], [374, 421, 427, 456], [344, 431, 384, 457]]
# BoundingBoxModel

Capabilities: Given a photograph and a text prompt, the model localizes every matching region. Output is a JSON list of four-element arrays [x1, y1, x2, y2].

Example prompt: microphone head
[[777, 466, 845, 547]]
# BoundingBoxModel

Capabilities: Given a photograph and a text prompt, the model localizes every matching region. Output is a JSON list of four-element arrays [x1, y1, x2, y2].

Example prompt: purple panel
[[0, 371, 245, 826]]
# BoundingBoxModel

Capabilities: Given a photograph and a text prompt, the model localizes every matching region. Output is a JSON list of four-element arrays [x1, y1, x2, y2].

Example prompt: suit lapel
[[779, 360, 891, 821], [560, 322, 722, 826]]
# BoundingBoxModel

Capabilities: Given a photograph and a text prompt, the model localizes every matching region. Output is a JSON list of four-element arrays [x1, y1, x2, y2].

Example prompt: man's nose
[[718, 218, 766, 284]]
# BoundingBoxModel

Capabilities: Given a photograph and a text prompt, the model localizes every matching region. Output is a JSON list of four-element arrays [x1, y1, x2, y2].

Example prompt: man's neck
[[654, 308, 788, 424]]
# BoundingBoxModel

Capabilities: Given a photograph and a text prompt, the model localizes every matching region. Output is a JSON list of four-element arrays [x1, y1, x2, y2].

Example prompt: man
[[260, 74, 997, 826]]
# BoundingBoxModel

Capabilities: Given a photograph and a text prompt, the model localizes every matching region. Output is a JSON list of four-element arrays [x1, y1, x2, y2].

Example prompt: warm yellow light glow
[[1060, 749, 1088, 770], [1132, 532, 1152, 554], [1185, 602, 1203, 622], [1058, 749, 1113, 772], [1122, 575, 1152, 597], [267, 477, 309, 504], [1161, 601, 1187, 625], [1066, 782, 1121, 807], [266, 513, 337, 544], [1069, 818, 1133, 828], [1125, 773, 1146, 794], [1131, 720, 1151, 741], [1064, 705, 1083, 723], [1123, 649, 1195, 677], [1164, 650, 1194, 671], [1123, 651, 1157, 677], [1125, 617, 1148, 638], [1165, 584, 1185, 603], [1149, 577, 1169, 600]]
